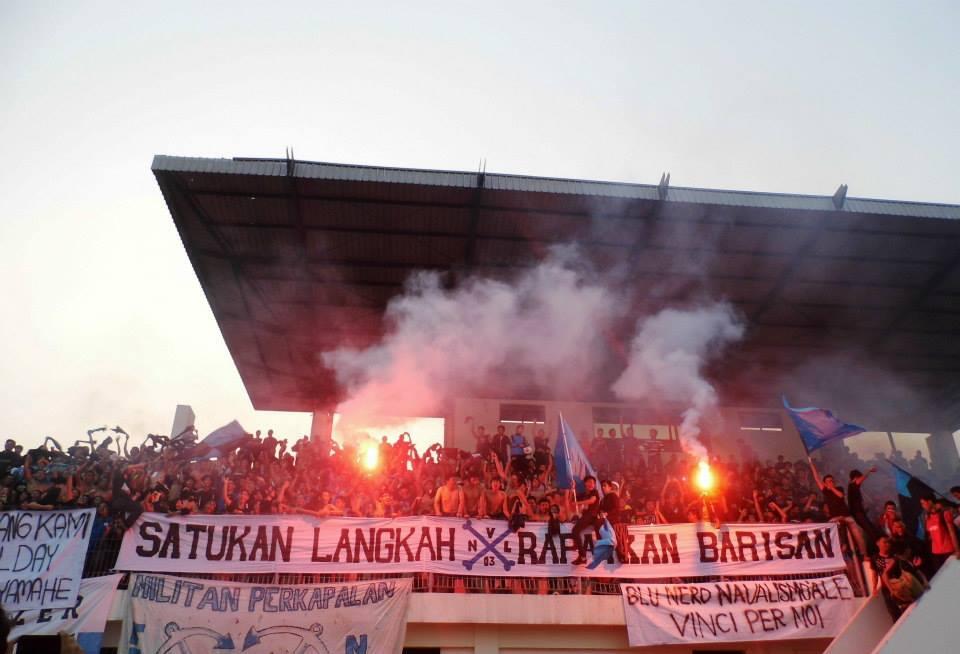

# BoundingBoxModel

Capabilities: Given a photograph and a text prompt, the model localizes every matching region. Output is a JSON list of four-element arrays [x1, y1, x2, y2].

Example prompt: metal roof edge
[[150, 154, 960, 220]]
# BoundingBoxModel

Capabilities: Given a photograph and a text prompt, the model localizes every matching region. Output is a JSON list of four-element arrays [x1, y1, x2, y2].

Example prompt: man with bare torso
[[434, 475, 464, 517], [462, 473, 484, 517]]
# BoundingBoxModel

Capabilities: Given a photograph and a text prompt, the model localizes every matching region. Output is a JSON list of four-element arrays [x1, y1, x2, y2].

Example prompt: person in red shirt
[[920, 495, 960, 577]]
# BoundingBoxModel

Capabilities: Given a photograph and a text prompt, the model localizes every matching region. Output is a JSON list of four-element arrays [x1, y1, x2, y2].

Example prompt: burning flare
[[361, 443, 379, 471], [694, 460, 715, 494]]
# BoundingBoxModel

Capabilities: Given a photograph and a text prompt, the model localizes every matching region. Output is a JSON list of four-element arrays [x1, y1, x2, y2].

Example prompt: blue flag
[[782, 397, 865, 453], [554, 413, 597, 495]]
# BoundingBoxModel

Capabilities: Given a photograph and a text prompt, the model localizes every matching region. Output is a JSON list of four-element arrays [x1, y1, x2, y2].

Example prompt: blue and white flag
[[554, 413, 597, 494], [783, 397, 865, 453], [196, 420, 249, 459]]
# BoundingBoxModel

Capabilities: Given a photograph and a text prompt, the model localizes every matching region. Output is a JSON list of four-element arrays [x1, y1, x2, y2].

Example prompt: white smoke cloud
[[611, 302, 745, 460], [322, 247, 621, 432], [324, 243, 746, 460]]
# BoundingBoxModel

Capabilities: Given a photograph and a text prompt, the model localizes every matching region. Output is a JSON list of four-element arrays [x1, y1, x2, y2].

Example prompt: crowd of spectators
[[0, 418, 957, 611]]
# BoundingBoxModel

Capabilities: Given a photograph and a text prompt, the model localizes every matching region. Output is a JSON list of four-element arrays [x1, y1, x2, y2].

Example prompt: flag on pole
[[782, 397, 866, 453], [554, 412, 597, 495], [889, 461, 942, 540]]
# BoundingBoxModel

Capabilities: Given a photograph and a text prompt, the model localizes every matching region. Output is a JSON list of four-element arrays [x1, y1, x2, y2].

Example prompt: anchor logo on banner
[[461, 519, 515, 572], [157, 621, 329, 654]]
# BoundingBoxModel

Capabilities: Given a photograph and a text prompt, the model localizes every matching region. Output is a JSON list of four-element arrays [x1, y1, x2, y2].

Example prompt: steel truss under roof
[[153, 155, 960, 429]]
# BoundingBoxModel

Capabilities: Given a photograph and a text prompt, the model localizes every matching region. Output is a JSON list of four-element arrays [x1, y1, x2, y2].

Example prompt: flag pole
[[559, 412, 578, 505]]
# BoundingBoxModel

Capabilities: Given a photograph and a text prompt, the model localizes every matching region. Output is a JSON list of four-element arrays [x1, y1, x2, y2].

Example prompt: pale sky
[[1, 1, 958, 448]]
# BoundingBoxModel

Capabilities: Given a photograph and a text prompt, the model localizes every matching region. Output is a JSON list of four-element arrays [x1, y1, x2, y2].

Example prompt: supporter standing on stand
[[657, 477, 685, 524], [599, 479, 628, 562], [533, 428, 550, 471], [889, 519, 925, 566], [491, 425, 510, 468], [848, 467, 879, 542], [509, 425, 528, 470], [0, 439, 23, 474], [878, 500, 899, 536], [809, 457, 867, 555], [645, 428, 664, 473], [462, 472, 484, 517], [619, 421, 641, 472], [480, 477, 507, 519], [378, 436, 393, 470], [920, 495, 960, 577], [571, 475, 600, 565], [870, 534, 928, 620], [590, 429, 607, 473], [530, 496, 552, 521], [467, 417, 491, 460]]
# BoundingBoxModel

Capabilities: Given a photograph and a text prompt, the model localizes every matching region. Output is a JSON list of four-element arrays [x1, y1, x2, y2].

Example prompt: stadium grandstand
[[5, 154, 960, 653]]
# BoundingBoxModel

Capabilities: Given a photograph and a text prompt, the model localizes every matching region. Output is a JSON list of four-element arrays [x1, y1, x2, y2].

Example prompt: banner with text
[[621, 576, 861, 646], [11, 574, 123, 654], [117, 514, 844, 578], [0, 508, 95, 610], [120, 573, 411, 654]]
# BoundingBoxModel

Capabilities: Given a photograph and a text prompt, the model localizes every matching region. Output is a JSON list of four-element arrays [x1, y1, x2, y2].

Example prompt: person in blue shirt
[[509, 425, 531, 477], [510, 425, 527, 458]]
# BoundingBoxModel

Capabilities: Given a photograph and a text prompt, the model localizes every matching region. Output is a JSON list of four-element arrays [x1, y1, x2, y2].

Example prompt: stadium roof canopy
[[153, 155, 960, 428]]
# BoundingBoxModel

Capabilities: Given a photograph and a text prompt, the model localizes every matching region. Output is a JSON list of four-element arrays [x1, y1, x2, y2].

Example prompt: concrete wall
[[100, 591, 836, 653], [310, 409, 335, 442], [871, 558, 960, 654], [822, 593, 893, 654], [926, 430, 960, 478]]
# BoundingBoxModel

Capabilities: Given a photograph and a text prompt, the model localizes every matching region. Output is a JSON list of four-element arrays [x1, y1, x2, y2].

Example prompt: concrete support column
[[310, 409, 335, 444], [927, 430, 960, 479], [473, 625, 498, 654], [442, 397, 456, 448], [170, 404, 196, 438]]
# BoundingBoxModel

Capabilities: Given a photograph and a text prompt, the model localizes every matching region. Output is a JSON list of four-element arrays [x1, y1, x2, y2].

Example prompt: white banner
[[0, 508, 95, 610], [120, 573, 411, 654], [10, 574, 123, 654], [117, 514, 845, 578], [621, 576, 861, 646]]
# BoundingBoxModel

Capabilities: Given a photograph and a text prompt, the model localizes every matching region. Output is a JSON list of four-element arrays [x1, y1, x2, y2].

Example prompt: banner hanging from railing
[[0, 508, 95, 610], [10, 573, 123, 654], [116, 514, 844, 578], [119, 573, 412, 654], [620, 575, 861, 646]]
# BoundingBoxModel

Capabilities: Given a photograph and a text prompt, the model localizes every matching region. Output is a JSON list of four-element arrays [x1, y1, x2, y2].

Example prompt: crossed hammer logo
[[461, 519, 515, 571]]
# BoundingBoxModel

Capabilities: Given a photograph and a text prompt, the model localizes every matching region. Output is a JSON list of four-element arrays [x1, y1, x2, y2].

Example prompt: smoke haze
[[611, 302, 744, 459], [324, 243, 748, 459], [323, 247, 621, 435]]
